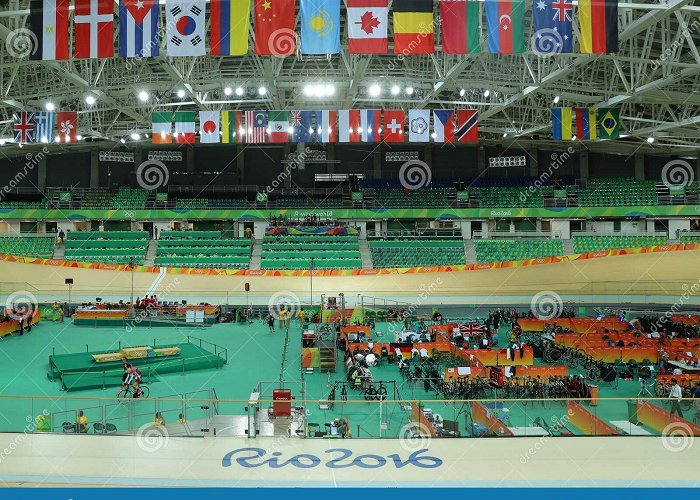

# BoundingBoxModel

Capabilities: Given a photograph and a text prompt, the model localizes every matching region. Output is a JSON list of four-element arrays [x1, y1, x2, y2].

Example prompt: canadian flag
[[74, 0, 114, 59], [57, 112, 78, 143], [347, 0, 388, 54]]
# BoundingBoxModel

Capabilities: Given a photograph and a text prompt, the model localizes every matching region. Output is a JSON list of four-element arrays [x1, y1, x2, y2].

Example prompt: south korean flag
[[166, 0, 206, 56]]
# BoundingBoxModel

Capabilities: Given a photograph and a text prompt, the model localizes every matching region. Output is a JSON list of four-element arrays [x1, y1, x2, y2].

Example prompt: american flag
[[245, 110, 267, 143], [13, 112, 35, 143]]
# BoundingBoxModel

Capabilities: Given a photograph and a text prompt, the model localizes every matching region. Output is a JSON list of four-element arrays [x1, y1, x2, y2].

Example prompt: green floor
[[0, 318, 670, 437]]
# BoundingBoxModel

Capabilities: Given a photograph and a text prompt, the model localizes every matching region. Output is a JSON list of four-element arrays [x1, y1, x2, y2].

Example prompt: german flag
[[393, 0, 434, 55], [579, 0, 618, 54]]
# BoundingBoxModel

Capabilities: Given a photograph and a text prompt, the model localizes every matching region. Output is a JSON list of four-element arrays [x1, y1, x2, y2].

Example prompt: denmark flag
[[347, 0, 388, 54], [74, 0, 114, 59]]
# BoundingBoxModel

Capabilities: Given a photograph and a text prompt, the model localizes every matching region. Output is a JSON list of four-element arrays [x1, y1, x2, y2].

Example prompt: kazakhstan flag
[[300, 0, 340, 55]]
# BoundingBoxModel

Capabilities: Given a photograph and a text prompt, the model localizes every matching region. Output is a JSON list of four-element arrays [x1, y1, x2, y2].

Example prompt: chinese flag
[[56, 112, 78, 143], [254, 0, 296, 55]]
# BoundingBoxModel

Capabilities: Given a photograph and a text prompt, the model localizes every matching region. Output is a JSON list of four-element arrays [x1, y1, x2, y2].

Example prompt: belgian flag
[[579, 0, 618, 54], [393, 0, 435, 55], [597, 108, 620, 139]]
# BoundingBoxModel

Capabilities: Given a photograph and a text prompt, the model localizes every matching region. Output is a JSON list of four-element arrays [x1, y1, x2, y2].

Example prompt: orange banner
[[636, 400, 700, 436], [566, 401, 619, 436]]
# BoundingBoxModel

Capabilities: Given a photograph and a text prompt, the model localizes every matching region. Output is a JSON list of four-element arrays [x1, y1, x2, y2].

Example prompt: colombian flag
[[210, 0, 250, 55], [575, 108, 597, 141], [551, 108, 573, 141], [579, 0, 618, 54], [393, 0, 434, 55]]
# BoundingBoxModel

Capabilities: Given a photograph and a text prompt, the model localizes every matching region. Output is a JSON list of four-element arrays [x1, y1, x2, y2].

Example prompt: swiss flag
[[74, 0, 114, 59], [57, 112, 78, 143], [383, 110, 405, 143], [347, 0, 388, 54]]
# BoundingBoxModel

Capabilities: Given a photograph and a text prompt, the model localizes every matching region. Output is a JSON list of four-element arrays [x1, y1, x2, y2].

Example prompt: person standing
[[18, 315, 24, 336], [26, 313, 32, 334], [267, 313, 275, 332], [669, 378, 684, 418]]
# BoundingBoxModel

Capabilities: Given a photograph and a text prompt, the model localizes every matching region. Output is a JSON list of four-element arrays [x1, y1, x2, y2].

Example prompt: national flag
[[347, 0, 388, 54], [174, 111, 196, 144], [210, 0, 250, 56], [254, 0, 296, 56], [485, 0, 525, 54], [119, 0, 160, 58], [166, 0, 206, 56], [408, 109, 430, 142], [199, 111, 220, 143], [268, 111, 290, 143], [551, 107, 572, 140], [456, 109, 478, 143], [152, 112, 173, 144], [579, 0, 618, 54], [433, 110, 455, 143], [246, 110, 267, 143], [34, 111, 56, 143], [383, 110, 405, 143], [56, 112, 77, 143], [459, 323, 484, 335], [440, 0, 480, 54], [221, 111, 244, 144], [575, 108, 597, 141], [29, 0, 70, 60], [290, 111, 313, 142], [597, 108, 620, 139], [393, 0, 434, 55], [338, 110, 361, 143], [13, 113, 35, 144], [532, 0, 573, 54], [74, 0, 114, 59], [315, 110, 337, 143], [300, 0, 340, 54], [361, 109, 382, 143]]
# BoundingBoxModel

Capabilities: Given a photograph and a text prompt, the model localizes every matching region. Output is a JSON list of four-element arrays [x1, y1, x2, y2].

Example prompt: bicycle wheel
[[364, 387, 376, 401], [140, 385, 150, 398], [376, 385, 388, 401]]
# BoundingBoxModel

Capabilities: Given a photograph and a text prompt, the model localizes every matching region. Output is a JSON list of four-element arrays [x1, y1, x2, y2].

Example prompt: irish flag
[[152, 112, 172, 144], [268, 111, 290, 143], [174, 111, 196, 144]]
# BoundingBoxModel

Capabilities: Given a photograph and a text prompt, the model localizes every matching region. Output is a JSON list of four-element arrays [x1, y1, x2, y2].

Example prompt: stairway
[[359, 239, 373, 269], [52, 244, 64, 260], [249, 238, 262, 269], [144, 239, 158, 266], [463, 239, 476, 264], [318, 339, 337, 373], [562, 239, 574, 255]]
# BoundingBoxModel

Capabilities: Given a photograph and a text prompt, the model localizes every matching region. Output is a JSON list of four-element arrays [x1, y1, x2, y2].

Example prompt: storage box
[[121, 346, 151, 359]]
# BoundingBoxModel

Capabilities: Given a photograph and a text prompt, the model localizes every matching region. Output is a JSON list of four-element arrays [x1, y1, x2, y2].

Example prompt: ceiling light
[[503, 132, 507, 138], [45, 102, 55, 111], [177, 89, 185, 98], [138, 91, 149, 102], [54, 136, 60, 143], [406, 86, 414, 95], [483, 90, 490, 98], [0, 140, 4, 145], [391, 85, 400, 95], [18, 143, 23, 148], [553, 95, 560, 104], [647, 137, 655, 144], [258, 86, 267, 96], [224, 87, 232, 96], [369, 84, 381, 97], [120, 138, 126, 144], [324, 84, 335, 96], [130, 133, 140, 141], [235, 87, 244, 96], [85, 95, 96, 105], [76, 135, 82, 141], [459, 89, 466, 97]]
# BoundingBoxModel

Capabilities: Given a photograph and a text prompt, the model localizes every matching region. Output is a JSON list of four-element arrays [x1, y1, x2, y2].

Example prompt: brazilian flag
[[598, 108, 620, 139]]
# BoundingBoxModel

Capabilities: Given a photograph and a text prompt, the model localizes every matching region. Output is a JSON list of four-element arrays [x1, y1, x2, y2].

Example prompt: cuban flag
[[13, 112, 35, 144], [119, 0, 160, 58], [34, 112, 56, 143], [433, 110, 455, 143], [290, 111, 313, 143], [360, 109, 381, 142]]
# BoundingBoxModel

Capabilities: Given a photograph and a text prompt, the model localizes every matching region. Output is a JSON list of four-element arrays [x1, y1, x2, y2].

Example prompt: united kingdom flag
[[13, 112, 35, 143]]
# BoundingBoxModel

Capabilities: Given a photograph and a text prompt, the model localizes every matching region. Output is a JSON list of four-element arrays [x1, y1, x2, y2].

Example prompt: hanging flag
[[166, 0, 206, 56], [34, 111, 56, 143], [408, 109, 430, 142], [29, 0, 70, 60], [174, 111, 196, 144], [551, 107, 572, 140], [210, 0, 250, 56], [254, 0, 296, 56], [532, 0, 573, 54], [361, 109, 382, 143], [393, 0, 434, 55], [119, 0, 160, 58], [246, 110, 267, 143], [433, 110, 455, 143], [151, 112, 173, 144], [315, 110, 337, 143], [74, 0, 114, 59], [347, 0, 388, 54], [300, 0, 340, 54], [268, 111, 290, 143], [575, 108, 597, 141], [199, 111, 220, 143], [485, 0, 525, 54], [579, 0, 618, 54], [383, 110, 405, 143], [12, 112, 35, 144], [597, 108, 620, 139], [338, 110, 361, 143], [290, 111, 313, 142], [440, 0, 480, 55], [221, 111, 244, 144], [456, 109, 478, 142], [56, 112, 78, 143]]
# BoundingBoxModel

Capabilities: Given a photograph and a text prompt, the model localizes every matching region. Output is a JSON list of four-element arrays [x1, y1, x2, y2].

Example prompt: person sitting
[[76, 410, 89, 433], [152, 412, 165, 426], [177, 413, 187, 424]]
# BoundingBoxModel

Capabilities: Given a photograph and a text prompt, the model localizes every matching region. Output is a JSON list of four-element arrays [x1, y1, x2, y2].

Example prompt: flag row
[[12, 112, 78, 144], [551, 107, 620, 141], [29, 0, 619, 61], [152, 109, 479, 144]]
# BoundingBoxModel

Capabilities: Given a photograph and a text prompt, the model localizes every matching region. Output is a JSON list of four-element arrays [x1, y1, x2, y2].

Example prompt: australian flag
[[290, 111, 313, 143], [119, 0, 160, 58], [533, 0, 573, 54]]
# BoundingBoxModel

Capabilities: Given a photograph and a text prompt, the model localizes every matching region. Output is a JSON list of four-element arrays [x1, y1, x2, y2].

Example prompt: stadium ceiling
[[1, 0, 700, 155]]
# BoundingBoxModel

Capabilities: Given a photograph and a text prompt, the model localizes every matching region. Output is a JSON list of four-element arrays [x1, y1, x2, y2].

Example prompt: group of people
[[2, 309, 35, 336], [266, 307, 305, 332], [135, 296, 160, 309]]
